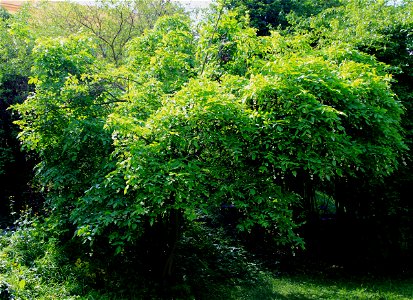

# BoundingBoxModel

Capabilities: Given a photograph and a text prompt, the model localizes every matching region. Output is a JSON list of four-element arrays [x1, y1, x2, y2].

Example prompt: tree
[[0, 6, 10, 21], [29, 0, 182, 65], [284, 0, 413, 265], [0, 0, 183, 224], [126, 14, 196, 93], [13, 10, 406, 278], [300, 1, 413, 204], [12, 35, 120, 230], [222, 0, 341, 35]]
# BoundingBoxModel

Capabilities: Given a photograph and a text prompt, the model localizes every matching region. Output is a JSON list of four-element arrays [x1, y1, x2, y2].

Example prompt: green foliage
[[0, 7, 10, 21], [1, 0, 182, 211], [29, 0, 183, 64], [1, 218, 412, 299], [299, 0, 413, 138], [223, 0, 342, 35], [197, 10, 258, 77], [254, 41, 404, 179], [292, 0, 413, 219], [303, 0, 412, 50], [0, 9, 34, 78], [89, 77, 300, 248], [126, 14, 196, 93], [3, 3, 413, 282], [12, 35, 116, 228], [0, 214, 83, 299], [11, 7, 408, 278]]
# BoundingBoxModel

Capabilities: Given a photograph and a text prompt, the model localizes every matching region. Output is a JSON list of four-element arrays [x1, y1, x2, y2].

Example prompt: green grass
[[269, 275, 412, 300], [196, 272, 413, 300]]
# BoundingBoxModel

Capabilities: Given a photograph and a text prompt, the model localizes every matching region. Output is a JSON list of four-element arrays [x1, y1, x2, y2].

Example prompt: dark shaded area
[[301, 216, 413, 274], [0, 281, 13, 300], [0, 75, 40, 228], [0, 7, 10, 21], [46, 219, 264, 299], [60, 214, 413, 299]]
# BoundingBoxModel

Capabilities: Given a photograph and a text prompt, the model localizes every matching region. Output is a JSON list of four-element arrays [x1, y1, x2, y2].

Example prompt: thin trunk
[[162, 208, 182, 279]]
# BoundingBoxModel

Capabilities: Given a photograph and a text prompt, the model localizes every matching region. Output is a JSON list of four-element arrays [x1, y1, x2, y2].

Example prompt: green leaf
[[18, 279, 26, 290]]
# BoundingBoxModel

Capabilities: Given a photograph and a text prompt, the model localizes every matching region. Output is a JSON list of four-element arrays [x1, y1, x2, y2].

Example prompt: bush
[[0, 212, 92, 299]]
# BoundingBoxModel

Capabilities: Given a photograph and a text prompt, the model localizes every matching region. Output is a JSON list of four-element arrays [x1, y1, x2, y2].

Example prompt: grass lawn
[[212, 273, 413, 300], [272, 275, 412, 300]]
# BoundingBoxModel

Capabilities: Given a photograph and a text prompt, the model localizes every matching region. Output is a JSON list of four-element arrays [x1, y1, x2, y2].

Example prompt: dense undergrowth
[[1, 213, 412, 300]]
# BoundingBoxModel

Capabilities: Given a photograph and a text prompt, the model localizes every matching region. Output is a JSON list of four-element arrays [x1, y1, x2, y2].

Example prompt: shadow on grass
[[194, 266, 413, 300], [153, 221, 413, 300]]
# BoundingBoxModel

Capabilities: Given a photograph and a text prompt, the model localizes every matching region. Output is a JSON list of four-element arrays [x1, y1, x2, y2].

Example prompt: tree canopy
[[11, 7, 407, 257], [0, 1, 411, 292], [28, 0, 183, 64]]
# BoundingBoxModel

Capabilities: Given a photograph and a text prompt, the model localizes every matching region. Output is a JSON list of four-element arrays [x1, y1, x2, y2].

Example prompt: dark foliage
[[223, 0, 341, 35]]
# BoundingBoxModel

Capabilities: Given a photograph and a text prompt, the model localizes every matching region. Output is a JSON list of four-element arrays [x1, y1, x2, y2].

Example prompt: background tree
[[29, 0, 182, 65], [222, 0, 341, 35], [0, 6, 10, 20]]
